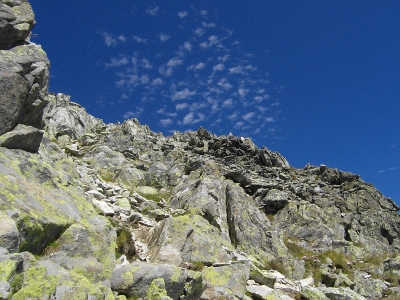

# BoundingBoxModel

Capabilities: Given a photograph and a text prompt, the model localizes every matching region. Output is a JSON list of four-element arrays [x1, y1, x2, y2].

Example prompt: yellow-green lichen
[[202, 267, 232, 287], [146, 278, 168, 300], [12, 265, 57, 300], [0, 259, 18, 282]]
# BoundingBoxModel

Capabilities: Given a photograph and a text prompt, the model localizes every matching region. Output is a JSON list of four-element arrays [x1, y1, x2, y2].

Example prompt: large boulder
[[0, 43, 49, 135], [0, 0, 35, 47], [0, 124, 43, 152], [110, 261, 204, 299], [0, 147, 96, 255]]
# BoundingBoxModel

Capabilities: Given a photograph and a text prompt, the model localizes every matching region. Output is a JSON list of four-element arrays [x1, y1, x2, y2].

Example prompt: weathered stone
[[0, 43, 49, 136], [201, 264, 250, 300], [46, 215, 117, 282], [0, 0, 35, 46], [110, 261, 203, 299], [148, 214, 233, 266], [0, 124, 43, 152], [0, 211, 19, 253], [320, 287, 368, 300]]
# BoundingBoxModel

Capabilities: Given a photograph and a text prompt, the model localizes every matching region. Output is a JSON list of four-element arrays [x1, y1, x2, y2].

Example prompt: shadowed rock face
[[0, 0, 49, 137], [1, 1, 400, 299]]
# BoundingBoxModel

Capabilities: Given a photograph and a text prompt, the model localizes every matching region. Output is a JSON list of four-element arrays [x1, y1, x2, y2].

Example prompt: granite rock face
[[1, 1, 400, 299], [0, 0, 49, 137]]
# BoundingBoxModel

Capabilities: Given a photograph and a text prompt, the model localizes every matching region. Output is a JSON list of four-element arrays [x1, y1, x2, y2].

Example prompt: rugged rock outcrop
[[1, 1, 400, 299], [0, 0, 49, 137]]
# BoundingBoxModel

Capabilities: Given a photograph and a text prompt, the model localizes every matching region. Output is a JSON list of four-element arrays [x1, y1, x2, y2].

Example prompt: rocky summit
[[1, 1, 400, 300]]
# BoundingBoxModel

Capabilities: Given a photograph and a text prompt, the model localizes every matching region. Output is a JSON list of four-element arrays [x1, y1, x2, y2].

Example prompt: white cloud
[[202, 22, 216, 28], [160, 118, 173, 127], [152, 78, 163, 85], [178, 11, 188, 18], [199, 10, 207, 16], [159, 33, 170, 42], [146, 6, 159, 16], [257, 106, 268, 113], [222, 98, 233, 108], [194, 28, 205, 36], [118, 35, 127, 42], [183, 112, 205, 125], [238, 88, 249, 98], [100, 32, 124, 47], [123, 107, 144, 119], [271, 102, 280, 107], [105, 56, 129, 67], [182, 41, 192, 52], [218, 54, 230, 62], [235, 121, 244, 128], [176, 103, 188, 110], [172, 88, 196, 100], [242, 112, 255, 122], [265, 117, 275, 122], [213, 63, 225, 72], [218, 78, 233, 90], [254, 96, 264, 102], [187, 62, 205, 71], [229, 111, 238, 120], [159, 66, 173, 76], [167, 57, 183, 67], [229, 66, 245, 74], [140, 58, 152, 69], [132, 35, 147, 43], [200, 35, 219, 49], [140, 74, 149, 84]]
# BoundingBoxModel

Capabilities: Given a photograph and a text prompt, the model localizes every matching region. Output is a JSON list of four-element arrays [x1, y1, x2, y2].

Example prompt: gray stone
[[0, 0, 34, 46], [0, 124, 43, 152], [0, 44, 49, 136], [0, 211, 19, 253], [320, 287, 368, 300], [110, 261, 203, 299]]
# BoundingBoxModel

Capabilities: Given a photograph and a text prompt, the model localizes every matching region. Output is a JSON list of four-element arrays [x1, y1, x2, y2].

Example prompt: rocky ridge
[[1, 1, 400, 299]]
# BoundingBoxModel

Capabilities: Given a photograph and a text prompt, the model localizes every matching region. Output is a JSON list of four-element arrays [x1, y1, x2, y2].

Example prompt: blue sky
[[30, 1, 400, 204]]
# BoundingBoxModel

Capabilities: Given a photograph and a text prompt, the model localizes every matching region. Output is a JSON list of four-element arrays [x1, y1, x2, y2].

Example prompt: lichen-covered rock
[[0, 124, 43, 152], [148, 214, 233, 266], [226, 181, 289, 262], [319, 286, 368, 300], [11, 260, 115, 300], [200, 263, 250, 300], [45, 215, 117, 282], [110, 261, 203, 299], [0, 147, 96, 254], [0, 0, 35, 46]]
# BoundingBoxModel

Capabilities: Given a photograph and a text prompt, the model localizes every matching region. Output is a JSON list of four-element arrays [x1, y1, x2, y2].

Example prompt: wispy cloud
[[182, 112, 205, 125], [146, 6, 159, 16], [265, 117, 275, 122], [172, 88, 196, 100], [187, 62, 205, 71], [100, 32, 126, 47], [105, 56, 129, 67], [213, 63, 225, 72], [176, 103, 188, 110], [160, 118, 173, 127], [202, 22, 216, 28], [133, 35, 147, 43], [377, 167, 399, 174], [178, 11, 188, 18], [159, 33, 170, 42], [194, 28, 205, 36], [123, 107, 144, 119]]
